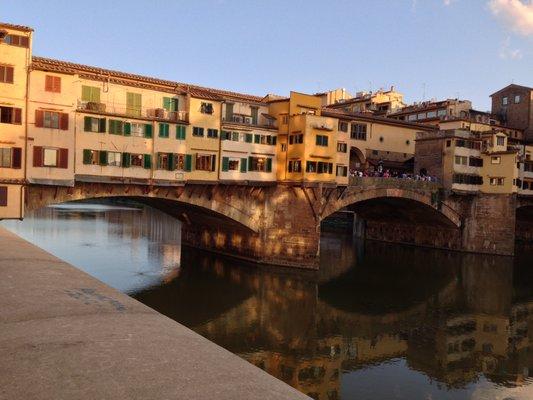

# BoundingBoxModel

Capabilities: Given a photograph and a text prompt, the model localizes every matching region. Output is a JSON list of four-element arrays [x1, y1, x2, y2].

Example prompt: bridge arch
[[25, 182, 262, 233], [320, 185, 462, 228]]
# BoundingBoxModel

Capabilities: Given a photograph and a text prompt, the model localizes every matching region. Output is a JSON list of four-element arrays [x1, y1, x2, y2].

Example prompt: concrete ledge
[[0, 227, 309, 400]]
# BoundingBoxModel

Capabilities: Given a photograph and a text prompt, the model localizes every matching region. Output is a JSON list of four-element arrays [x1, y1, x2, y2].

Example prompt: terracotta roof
[[321, 108, 436, 131], [31, 56, 266, 103], [0, 22, 33, 32]]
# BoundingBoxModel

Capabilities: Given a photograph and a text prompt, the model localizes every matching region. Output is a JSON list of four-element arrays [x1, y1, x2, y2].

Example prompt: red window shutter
[[60, 113, 69, 130], [12, 147, 22, 169], [14, 108, 22, 124], [0, 186, 7, 207], [6, 67, 14, 83], [59, 148, 68, 168], [45, 75, 52, 92], [35, 110, 44, 127], [33, 146, 43, 167], [54, 77, 61, 93], [20, 36, 29, 48]]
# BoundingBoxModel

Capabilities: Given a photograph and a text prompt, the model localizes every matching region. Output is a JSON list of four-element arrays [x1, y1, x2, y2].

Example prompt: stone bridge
[[25, 177, 531, 269]]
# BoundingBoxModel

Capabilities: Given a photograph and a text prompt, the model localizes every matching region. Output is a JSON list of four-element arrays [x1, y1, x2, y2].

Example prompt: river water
[[2, 203, 532, 400]]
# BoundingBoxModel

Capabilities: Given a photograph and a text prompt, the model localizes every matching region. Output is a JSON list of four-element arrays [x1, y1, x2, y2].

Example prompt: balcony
[[77, 101, 188, 122], [222, 113, 276, 129], [311, 122, 334, 131]]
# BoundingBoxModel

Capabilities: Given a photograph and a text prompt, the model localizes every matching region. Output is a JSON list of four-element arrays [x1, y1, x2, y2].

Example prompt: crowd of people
[[349, 168, 438, 182]]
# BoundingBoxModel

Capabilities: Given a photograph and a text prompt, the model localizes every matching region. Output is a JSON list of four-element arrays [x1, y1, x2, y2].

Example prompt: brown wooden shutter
[[12, 147, 21, 169], [59, 148, 68, 168], [20, 36, 29, 48], [35, 110, 44, 127], [14, 108, 22, 124], [6, 67, 14, 84], [60, 113, 69, 130], [54, 77, 61, 93], [0, 186, 7, 207], [33, 146, 43, 167], [45, 75, 53, 92]]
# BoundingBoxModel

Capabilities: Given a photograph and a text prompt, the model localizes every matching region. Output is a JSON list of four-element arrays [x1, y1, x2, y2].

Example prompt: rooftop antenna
[[422, 83, 426, 101], [368, 81, 373, 93]]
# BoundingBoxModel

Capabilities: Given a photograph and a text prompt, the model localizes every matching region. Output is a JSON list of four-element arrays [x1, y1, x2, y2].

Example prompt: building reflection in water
[[2, 202, 533, 400]]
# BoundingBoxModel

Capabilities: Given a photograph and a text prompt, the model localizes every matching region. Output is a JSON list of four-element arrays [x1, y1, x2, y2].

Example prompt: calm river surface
[[2, 203, 533, 400]]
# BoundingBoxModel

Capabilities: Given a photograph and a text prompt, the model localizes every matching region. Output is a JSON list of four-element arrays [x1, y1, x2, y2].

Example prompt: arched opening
[[349, 146, 366, 172]]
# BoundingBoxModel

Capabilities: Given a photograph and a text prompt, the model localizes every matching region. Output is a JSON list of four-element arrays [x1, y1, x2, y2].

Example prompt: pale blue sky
[[3, 0, 532, 110]]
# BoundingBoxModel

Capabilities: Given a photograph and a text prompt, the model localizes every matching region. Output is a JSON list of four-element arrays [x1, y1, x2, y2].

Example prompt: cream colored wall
[[0, 183, 24, 219], [335, 126, 349, 185], [0, 27, 31, 183], [303, 115, 337, 183], [153, 123, 188, 182], [187, 96, 221, 181]]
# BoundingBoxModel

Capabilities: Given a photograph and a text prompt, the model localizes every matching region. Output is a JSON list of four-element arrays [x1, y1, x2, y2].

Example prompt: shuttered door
[[33, 146, 43, 167], [84, 116, 92, 131], [83, 149, 92, 164], [222, 157, 229, 172], [59, 148, 68, 168], [185, 154, 192, 171], [240, 158, 247, 173], [99, 151, 108, 166], [143, 154, 152, 169], [144, 124, 153, 138], [12, 148, 21, 169]]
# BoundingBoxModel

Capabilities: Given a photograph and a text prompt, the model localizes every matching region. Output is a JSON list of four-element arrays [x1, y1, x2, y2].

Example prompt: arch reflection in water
[[2, 203, 532, 400]]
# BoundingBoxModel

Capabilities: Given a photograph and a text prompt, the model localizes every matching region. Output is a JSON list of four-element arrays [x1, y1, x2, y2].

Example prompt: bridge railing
[[348, 176, 441, 191]]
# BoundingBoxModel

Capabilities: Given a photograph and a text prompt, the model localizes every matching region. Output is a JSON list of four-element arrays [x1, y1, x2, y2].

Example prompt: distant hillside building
[[323, 87, 405, 116]]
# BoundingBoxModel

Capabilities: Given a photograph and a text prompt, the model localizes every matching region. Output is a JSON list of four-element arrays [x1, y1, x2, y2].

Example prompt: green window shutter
[[163, 97, 171, 111], [82, 86, 91, 102], [99, 150, 108, 166], [168, 153, 175, 171], [245, 133, 253, 143], [185, 154, 192, 172], [99, 118, 106, 133], [254, 134, 260, 143], [221, 130, 228, 140], [124, 122, 131, 136], [240, 158, 247, 172], [143, 154, 152, 169], [108, 120, 115, 134], [122, 152, 131, 168], [222, 156, 229, 172], [266, 158, 272, 172], [144, 124, 153, 138], [159, 123, 168, 138], [84, 116, 92, 132], [82, 149, 92, 164], [316, 136, 320, 145], [248, 156, 253, 171], [92, 87, 101, 103]]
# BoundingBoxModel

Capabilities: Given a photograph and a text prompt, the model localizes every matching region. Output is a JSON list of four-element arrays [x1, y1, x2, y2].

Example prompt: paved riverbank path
[[0, 227, 309, 400]]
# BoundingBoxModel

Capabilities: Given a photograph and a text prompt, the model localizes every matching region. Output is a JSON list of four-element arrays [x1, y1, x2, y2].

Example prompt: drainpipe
[[217, 100, 224, 182], [22, 30, 33, 219]]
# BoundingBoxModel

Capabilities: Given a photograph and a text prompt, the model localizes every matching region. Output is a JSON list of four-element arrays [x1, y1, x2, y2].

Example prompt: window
[[130, 154, 144, 167], [81, 85, 101, 103], [43, 148, 58, 167], [437, 109, 447, 117], [289, 134, 304, 144], [83, 116, 106, 133], [34, 110, 68, 130], [224, 103, 234, 121], [281, 115, 289, 125], [469, 157, 483, 167], [44, 111, 60, 128], [427, 111, 437, 118], [0, 65, 14, 84], [249, 157, 272, 172], [337, 142, 347, 152], [126, 92, 142, 117], [109, 120, 125, 135], [82, 149, 99, 165], [193, 127, 204, 137], [316, 135, 328, 146], [232, 132, 240, 141], [496, 136, 505, 146], [176, 125, 186, 140], [453, 174, 483, 185], [408, 114, 417, 121], [490, 177, 505, 186], [417, 113, 426, 120], [455, 156, 468, 166], [108, 152, 121, 167], [129, 123, 152, 138], [207, 128, 218, 138], [4, 34, 29, 48], [336, 165, 348, 177], [251, 107, 259, 125], [221, 157, 241, 172], [491, 156, 501, 164], [288, 160, 302, 173], [130, 122, 144, 137], [45, 75, 61, 93], [502, 96, 508, 105], [306, 161, 332, 173], [281, 143, 287, 152], [514, 95, 521, 104], [174, 154, 190, 171], [159, 123, 170, 138], [195, 154, 216, 171], [0, 148, 11, 167], [446, 140, 452, 147], [306, 161, 316, 173], [162, 97, 178, 112], [350, 124, 367, 140], [157, 153, 170, 170], [200, 102, 214, 114], [0, 106, 22, 124], [338, 121, 348, 132]]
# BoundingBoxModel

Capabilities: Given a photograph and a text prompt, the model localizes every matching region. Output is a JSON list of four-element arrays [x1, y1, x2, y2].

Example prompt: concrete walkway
[[0, 227, 309, 400]]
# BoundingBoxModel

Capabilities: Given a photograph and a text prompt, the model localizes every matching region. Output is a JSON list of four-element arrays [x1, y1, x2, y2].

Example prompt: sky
[[3, 0, 532, 110]]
